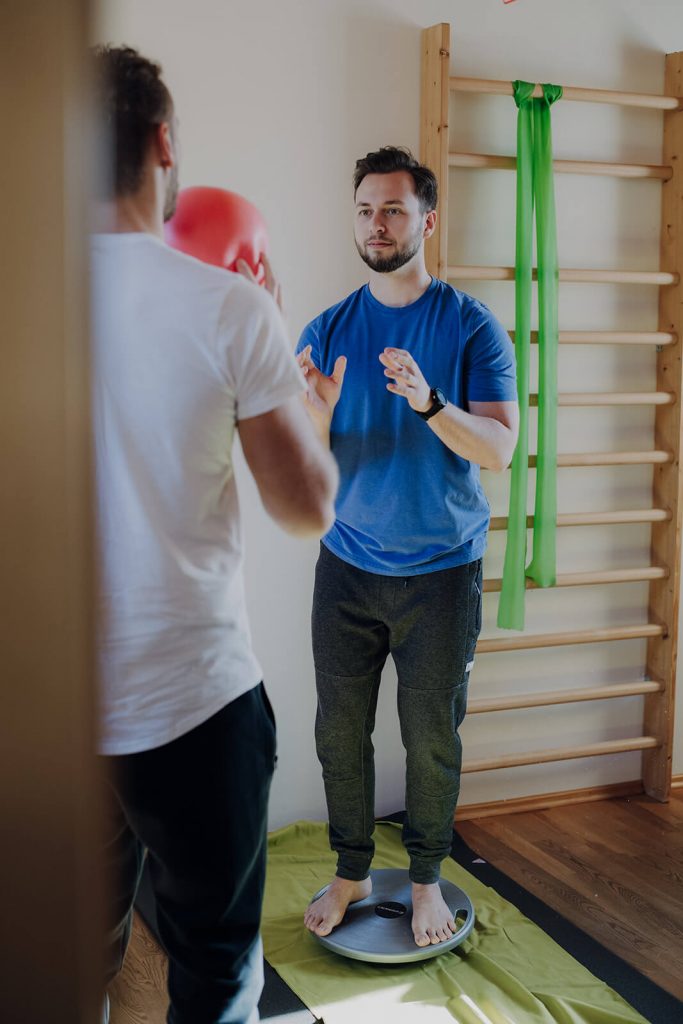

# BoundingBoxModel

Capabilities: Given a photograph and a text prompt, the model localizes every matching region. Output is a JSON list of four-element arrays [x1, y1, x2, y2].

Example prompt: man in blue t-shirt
[[299, 146, 519, 948]]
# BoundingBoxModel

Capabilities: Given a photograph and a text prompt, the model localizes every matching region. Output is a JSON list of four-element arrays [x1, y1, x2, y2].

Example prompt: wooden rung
[[456, 780, 645, 819], [447, 265, 678, 286], [468, 680, 664, 714], [477, 623, 665, 654], [482, 566, 668, 593], [510, 331, 677, 346], [449, 76, 680, 111], [462, 736, 660, 774], [525, 450, 673, 468], [530, 392, 675, 407], [449, 151, 672, 180], [489, 508, 672, 530]]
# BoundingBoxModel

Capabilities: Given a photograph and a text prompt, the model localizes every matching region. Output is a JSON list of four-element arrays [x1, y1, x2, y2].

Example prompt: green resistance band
[[497, 81, 562, 631]]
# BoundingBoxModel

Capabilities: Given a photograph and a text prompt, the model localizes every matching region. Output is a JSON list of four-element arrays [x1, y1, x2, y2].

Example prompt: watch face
[[417, 387, 447, 419]]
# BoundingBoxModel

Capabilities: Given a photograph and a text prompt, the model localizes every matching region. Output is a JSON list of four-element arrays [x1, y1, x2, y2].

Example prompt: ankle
[[412, 880, 440, 892]]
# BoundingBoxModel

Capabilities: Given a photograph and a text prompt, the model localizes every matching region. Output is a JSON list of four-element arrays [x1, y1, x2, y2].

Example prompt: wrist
[[314, 417, 332, 447], [411, 390, 433, 414], [415, 386, 447, 421]]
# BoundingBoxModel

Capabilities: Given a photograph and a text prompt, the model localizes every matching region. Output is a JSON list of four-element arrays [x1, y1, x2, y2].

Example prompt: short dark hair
[[93, 45, 173, 196], [353, 147, 438, 213]]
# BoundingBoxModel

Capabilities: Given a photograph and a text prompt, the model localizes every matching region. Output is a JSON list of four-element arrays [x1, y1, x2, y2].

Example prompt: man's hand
[[296, 345, 347, 440], [236, 252, 283, 312], [379, 348, 431, 413]]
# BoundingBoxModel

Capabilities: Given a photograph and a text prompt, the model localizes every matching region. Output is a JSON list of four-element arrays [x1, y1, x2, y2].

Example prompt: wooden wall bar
[[420, 22, 450, 280], [644, 51, 683, 800], [421, 26, 682, 807]]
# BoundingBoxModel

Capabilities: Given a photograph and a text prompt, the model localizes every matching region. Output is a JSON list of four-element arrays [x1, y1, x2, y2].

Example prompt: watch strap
[[416, 386, 446, 421]]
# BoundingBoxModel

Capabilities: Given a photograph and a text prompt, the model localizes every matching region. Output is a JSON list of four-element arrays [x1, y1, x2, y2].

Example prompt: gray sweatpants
[[312, 543, 483, 885]]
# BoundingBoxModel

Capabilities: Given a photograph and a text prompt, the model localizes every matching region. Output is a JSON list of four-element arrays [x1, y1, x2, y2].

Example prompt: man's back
[[92, 233, 303, 754]]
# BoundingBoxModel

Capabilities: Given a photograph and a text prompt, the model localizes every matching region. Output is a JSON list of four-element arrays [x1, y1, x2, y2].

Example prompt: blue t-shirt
[[297, 278, 517, 575]]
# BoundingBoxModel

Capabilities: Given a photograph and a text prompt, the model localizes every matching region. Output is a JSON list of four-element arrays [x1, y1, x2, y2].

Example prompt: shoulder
[[432, 282, 496, 327], [149, 240, 275, 318], [175, 248, 259, 305], [441, 286, 509, 345]]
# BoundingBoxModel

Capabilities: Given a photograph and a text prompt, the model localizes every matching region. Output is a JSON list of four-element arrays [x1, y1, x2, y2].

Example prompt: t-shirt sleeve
[[463, 302, 518, 404], [218, 282, 305, 421]]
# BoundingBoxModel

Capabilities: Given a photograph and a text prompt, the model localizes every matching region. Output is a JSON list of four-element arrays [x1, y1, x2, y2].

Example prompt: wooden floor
[[109, 912, 168, 1024], [108, 791, 683, 1022], [458, 790, 683, 1003]]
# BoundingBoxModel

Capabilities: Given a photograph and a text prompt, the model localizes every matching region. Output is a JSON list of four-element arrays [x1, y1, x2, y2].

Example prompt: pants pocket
[[257, 682, 278, 767], [465, 559, 483, 677]]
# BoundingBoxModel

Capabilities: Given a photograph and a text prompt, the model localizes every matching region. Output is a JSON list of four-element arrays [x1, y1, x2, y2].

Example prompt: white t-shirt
[[91, 233, 304, 755]]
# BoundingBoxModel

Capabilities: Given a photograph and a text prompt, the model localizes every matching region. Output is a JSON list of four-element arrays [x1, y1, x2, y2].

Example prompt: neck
[[367, 258, 432, 307], [92, 174, 166, 238]]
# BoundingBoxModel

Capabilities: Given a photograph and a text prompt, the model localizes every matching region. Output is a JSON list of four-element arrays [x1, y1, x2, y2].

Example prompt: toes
[[414, 931, 430, 947]]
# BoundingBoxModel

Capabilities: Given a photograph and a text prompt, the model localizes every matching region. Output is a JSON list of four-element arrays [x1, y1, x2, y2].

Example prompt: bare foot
[[411, 882, 456, 947], [304, 875, 372, 937]]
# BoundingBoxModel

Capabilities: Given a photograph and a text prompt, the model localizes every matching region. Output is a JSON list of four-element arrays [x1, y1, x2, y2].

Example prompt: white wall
[[95, 0, 683, 828]]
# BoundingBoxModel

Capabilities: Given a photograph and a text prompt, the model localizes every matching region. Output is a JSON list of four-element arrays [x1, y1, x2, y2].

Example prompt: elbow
[[484, 446, 515, 473], [285, 500, 336, 538], [297, 465, 338, 536], [482, 451, 510, 473], [487, 429, 518, 472], [271, 460, 339, 538]]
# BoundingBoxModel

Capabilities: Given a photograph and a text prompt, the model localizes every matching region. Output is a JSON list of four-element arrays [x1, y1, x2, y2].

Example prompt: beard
[[355, 225, 423, 273], [163, 162, 180, 222]]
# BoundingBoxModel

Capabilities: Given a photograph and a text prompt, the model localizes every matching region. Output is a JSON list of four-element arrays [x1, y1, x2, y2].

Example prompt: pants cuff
[[336, 859, 372, 882], [408, 861, 441, 885]]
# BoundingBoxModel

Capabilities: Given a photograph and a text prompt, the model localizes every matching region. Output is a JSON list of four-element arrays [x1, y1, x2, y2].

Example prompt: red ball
[[165, 186, 269, 283]]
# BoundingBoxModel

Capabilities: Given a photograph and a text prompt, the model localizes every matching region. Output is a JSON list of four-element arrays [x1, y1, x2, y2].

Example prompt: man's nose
[[371, 213, 386, 232]]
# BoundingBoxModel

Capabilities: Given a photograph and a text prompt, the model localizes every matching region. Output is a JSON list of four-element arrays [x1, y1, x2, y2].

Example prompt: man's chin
[[362, 249, 398, 273], [370, 261, 398, 274]]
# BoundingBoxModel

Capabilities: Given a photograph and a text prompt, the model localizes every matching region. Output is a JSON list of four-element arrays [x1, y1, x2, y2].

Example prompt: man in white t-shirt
[[92, 46, 337, 1024]]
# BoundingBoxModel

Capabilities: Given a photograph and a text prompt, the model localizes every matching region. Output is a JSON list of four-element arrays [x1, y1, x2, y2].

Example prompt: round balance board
[[310, 867, 475, 964]]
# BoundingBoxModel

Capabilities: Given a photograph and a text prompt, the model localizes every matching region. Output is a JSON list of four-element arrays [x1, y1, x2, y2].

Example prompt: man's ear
[[423, 209, 437, 240], [154, 122, 175, 170]]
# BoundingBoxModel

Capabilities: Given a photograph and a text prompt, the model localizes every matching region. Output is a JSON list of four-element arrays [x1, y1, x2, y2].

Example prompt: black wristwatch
[[415, 386, 447, 421]]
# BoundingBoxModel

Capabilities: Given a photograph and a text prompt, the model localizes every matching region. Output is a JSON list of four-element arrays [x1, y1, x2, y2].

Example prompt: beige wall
[[94, 0, 683, 827]]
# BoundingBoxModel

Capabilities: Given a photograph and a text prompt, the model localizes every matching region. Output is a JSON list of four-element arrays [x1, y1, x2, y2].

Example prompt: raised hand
[[297, 345, 347, 437], [379, 348, 431, 412], [236, 252, 283, 312]]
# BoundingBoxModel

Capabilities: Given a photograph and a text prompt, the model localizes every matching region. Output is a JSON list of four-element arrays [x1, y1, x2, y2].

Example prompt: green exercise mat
[[498, 82, 561, 631], [261, 820, 647, 1024]]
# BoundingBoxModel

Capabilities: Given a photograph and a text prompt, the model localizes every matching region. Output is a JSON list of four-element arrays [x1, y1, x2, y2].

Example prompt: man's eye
[[358, 209, 371, 217], [387, 208, 401, 215]]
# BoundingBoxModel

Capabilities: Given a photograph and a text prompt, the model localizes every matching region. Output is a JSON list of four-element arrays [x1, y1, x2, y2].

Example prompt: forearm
[[260, 443, 338, 536], [239, 399, 338, 537], [427, 403, 516, 471], [298, 397, 332, 449], [312, 418, 332, 450]]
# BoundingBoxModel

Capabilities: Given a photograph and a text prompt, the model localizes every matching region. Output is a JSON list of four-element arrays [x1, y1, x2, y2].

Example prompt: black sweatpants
[[102, 683, 276, 1024], [312, 544, 482, 885]]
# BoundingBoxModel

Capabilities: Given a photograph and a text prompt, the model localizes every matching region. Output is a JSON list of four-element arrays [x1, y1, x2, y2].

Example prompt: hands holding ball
[[165, 185, 282, 309]]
